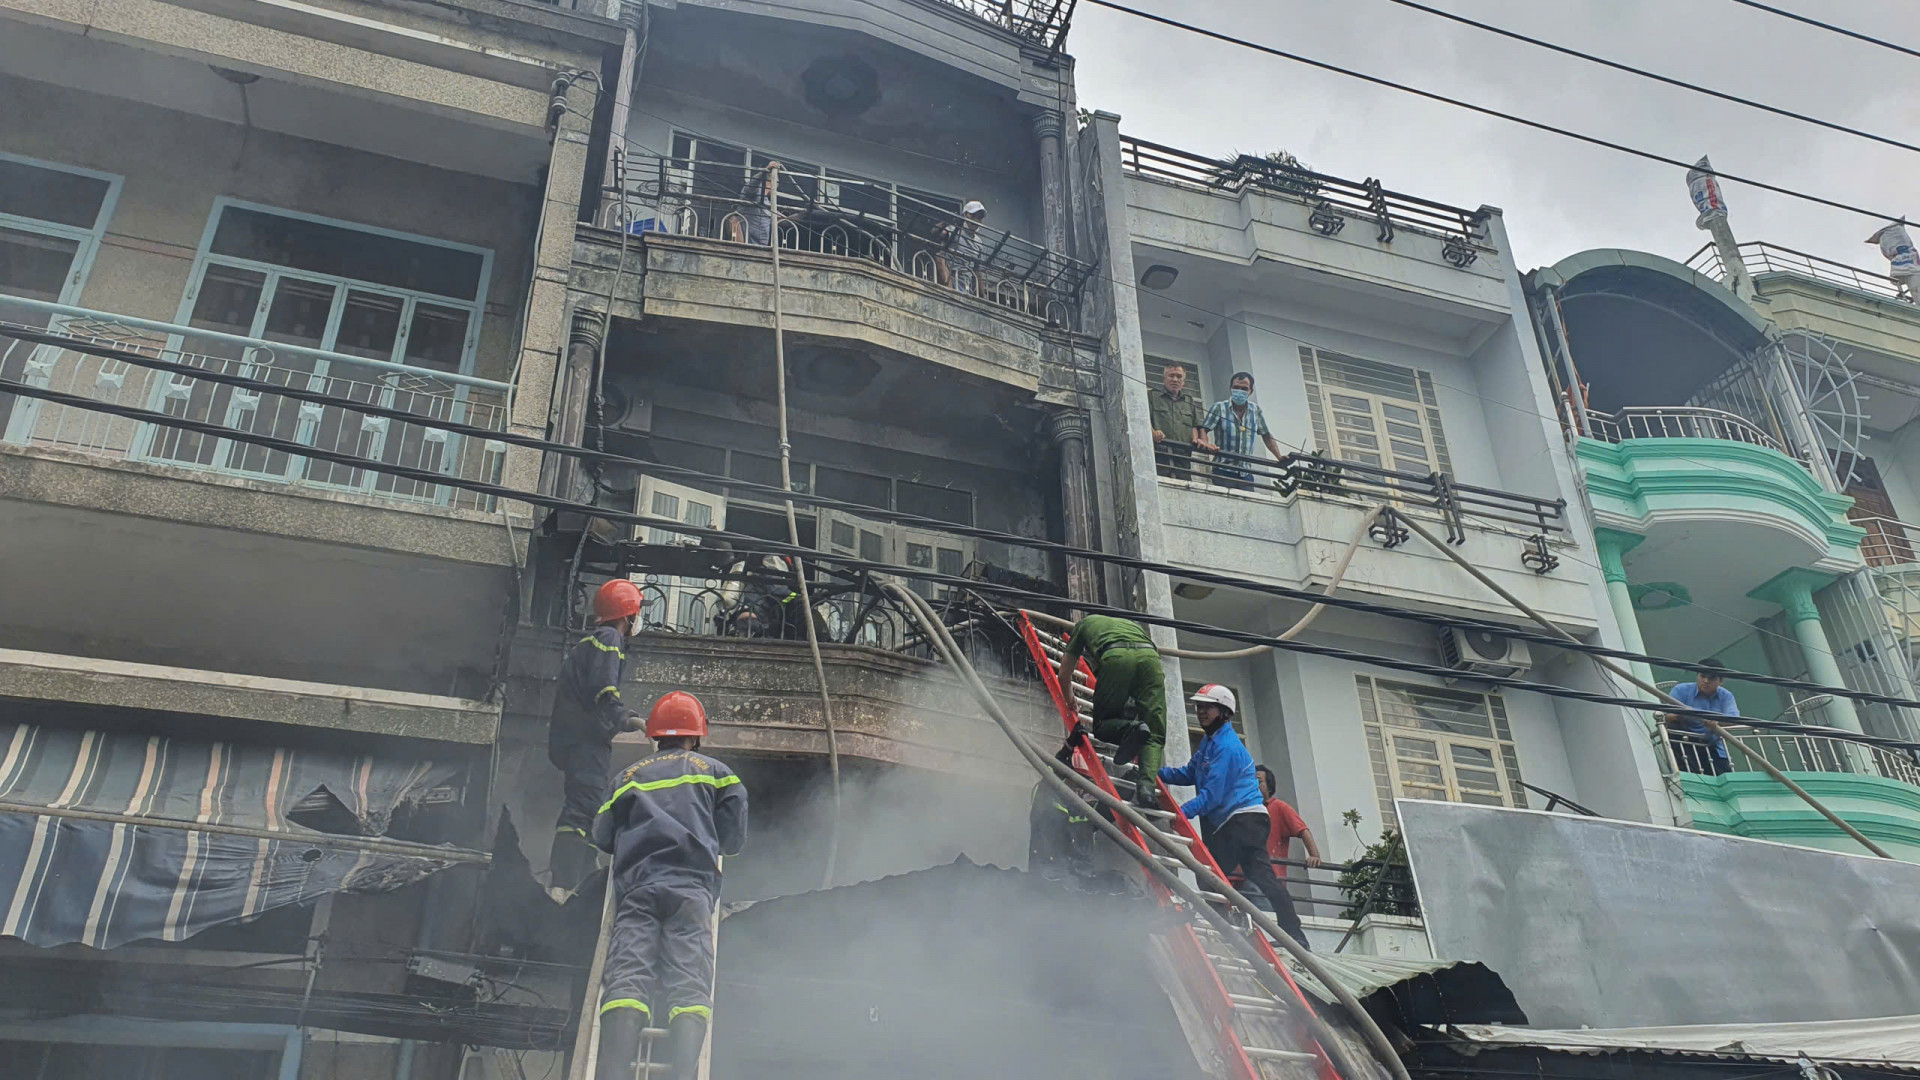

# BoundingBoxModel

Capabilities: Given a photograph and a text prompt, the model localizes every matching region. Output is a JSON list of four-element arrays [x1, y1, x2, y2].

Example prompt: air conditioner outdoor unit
[[1438, 625, 1531, 679]]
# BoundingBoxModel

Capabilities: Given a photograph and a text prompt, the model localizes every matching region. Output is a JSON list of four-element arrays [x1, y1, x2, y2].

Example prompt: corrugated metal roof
[[1449, 1014, 1920, 1069], [1289, 954, 1479, 1006]]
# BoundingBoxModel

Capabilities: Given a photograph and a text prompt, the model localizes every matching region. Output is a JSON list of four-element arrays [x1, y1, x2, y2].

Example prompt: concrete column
[[503, 71, 599, 518], [1032, 110, 1069, 255], [1774, 577, 1864, 733], [541, 309, 604, 502], [1047, 408, 1099, 603], [1593, 529, 1655, 695]]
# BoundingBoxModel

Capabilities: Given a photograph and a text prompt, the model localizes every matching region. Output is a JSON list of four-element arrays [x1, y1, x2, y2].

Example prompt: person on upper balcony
[[1149, 363, 1216, 480], [725, 160, 781, 246], [1662, 659, 1738, 776], [1202, 371, 1286, 491], [935, 200, 987, 296]]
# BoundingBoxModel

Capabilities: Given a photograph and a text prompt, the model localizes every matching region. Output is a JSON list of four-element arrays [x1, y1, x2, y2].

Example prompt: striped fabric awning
[[0, 721, 478, 949]]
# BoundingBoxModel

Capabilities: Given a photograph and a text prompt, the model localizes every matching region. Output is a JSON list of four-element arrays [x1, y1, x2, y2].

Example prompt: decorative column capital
[[1046, 408, 1092, 447], [1030, 109, 1065, 143], [1591, 528, 1645, 585], [570, 308, 606, 351], [1748, 567, 1833, 624]]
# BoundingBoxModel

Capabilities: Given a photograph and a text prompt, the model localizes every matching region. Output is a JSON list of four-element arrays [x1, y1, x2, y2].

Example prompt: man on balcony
[[1149, 362, 1215, 479], [1662, 659, 1738, 776], [1201, 371, 1286, 490], [936, 200, 988, 296]]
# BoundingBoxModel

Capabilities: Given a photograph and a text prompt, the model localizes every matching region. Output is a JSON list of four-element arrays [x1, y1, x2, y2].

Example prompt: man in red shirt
[[1255, 765, 1322, 878]]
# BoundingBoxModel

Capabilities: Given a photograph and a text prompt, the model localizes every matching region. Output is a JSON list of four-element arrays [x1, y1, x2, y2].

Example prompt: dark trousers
[[601, 881, 718, 1023], [551, 738, 612, 839], [1206, 812, 1309, 950]]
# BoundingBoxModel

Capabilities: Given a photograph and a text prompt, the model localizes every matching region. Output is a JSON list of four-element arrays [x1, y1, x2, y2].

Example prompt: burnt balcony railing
[[936, 0, 1077, 49], [1585, 405, 1788, 454], [1120, 135, 1492, 253], [1157, 444, 1566, 539], [611, 149, 1094, 329], [1688, 241, 1914, 303]]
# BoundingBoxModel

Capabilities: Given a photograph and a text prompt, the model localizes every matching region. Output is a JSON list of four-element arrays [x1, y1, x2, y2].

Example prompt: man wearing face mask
[[1201, 371, 1286, 490]]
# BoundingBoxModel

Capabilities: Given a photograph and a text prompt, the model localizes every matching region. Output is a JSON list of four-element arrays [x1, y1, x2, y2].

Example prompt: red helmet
[[646, 691, 709, 738], [593, 579, 644, 624]]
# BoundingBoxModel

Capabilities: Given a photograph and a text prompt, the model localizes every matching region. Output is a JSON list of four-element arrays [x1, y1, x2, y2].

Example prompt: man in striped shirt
[[1201, 371, 1287, 490]]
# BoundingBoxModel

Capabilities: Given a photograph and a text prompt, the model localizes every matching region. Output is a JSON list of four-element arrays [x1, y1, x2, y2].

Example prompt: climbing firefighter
[[1028, 780, 1101, 882], [1055, 613, 1168, 805], [548, 579, 647, 892], [592, 691, 748, 1080], [1158, 685, 1310, 950]]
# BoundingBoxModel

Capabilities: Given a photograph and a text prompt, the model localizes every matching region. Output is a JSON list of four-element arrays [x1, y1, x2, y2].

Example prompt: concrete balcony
[[0, 305, 526, 696], [1671, 728, 1920, 861]]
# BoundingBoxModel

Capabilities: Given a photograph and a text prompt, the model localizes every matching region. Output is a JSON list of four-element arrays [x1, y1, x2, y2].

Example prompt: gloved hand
[[624, 712, 645, 733]]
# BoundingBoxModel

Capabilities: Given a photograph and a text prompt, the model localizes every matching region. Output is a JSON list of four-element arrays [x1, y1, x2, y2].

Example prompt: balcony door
[[0, 153, 119, 442], [144, 202, 487, 501], [1837, 454, 1913, 567]]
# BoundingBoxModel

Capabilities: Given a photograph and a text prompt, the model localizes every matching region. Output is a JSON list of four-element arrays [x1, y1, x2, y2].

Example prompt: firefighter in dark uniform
[[1028, 781, 1100, 882], [592, 691, 747, 1080], [548, 579, 647, 892]]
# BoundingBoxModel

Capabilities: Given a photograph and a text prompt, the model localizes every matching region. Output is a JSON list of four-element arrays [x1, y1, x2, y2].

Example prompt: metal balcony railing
[[1584, 405, 1789, 453], [0, 298, 511, 512], [1119, 135, 1492, 253], [1688, 241, 1914, 303], [934, 0, 1077, 49], [611, 149, 1094, 329], [1156, 444, 1566, 540], [1669, 727, 1920, 789]]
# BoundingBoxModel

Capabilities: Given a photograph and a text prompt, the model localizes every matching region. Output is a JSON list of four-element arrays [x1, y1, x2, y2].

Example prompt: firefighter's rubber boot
[[1056, 722, 1091, 766], [550, 831, 598, 897], [667, 1013, 708, 1080], [1111, 721, 1151, 769], [594, 1007, 647, 1080]]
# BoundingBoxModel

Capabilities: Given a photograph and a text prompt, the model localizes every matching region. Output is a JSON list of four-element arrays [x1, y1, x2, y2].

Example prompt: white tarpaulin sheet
[[1397, 800, 1920, 1028]]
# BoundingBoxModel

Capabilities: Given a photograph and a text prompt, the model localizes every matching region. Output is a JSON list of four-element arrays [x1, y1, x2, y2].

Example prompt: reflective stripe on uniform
[[601, 998, 650, 1016], [595, 686, 622, 701], [579, 636, 627, 659], [599, 773, 741, 814], [668, 1005, 712, 1022], [556, 825, 589, 839]]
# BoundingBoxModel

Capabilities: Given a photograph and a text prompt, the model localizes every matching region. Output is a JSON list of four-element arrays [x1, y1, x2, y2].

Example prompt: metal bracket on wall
[[1365, 178, 1394, 244], [1370, 511, 1410, 549], [1442, 234, 1478, 269], [1520, 534, 1559, 575], [1308, 199, 1345, 237]]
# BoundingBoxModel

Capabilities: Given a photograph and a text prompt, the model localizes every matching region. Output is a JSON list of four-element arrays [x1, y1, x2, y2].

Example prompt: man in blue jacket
[[1158, 684, 1309, 950]]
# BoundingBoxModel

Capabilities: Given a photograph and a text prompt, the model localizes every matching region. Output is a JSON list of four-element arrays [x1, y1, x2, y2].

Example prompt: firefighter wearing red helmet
[[592, 691, 747, 1080], [547, 579, 647, 892]]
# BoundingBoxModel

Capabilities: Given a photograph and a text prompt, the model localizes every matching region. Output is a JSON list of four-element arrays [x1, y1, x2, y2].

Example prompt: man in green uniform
[[1056, 614, 1168, 805], [1148, 363, 1214, 480]]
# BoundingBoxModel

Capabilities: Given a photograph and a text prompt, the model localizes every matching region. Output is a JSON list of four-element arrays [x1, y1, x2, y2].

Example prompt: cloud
[[1072, 0, 1920, 270]]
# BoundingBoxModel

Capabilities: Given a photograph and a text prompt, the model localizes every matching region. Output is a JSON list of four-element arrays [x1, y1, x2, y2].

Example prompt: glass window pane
[[650, 437, 728, 477], [650, 491, 680, 519], [228, 277, 332, 476], [815, 465, 890, 509], [1450, 744, 1496, 768], [209, 206, 484, 300], [1339, 432, 1379, 450], [332, 291, 403, 361], [0, 225, 81, 300], [936, 547, 965, 576], [1395, 736, 1439, 759], [1335, 413, 1376, 431], [831, 520, 855, 549], [1382, 402, 1422, 424], [730, 450, 783, 489], [403, 302, 469, 373], [897, 480, 973, 525], [684, 499, 715, 529], [1386, 422, 1425, 441], [1459, 793, 1505, 806], [304, 289, 400, 488], [0, 158, 111, 228], [1390, 440, 1430, 461], [1329, 393, 1371, 412], [857, 528, 884, 562], [906, 542, 933, 569]]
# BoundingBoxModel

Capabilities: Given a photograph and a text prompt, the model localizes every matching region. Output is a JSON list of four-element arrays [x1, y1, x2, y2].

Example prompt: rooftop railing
[[1119, 135, 1492, 254], [611, 149, 1094, 329], [1584, 405, 1789, 454], [1687, 241, 1914, 303], [0, 297, 511, 513], [1156, 444, 1567, 541], [935, 0, 1076, 50]]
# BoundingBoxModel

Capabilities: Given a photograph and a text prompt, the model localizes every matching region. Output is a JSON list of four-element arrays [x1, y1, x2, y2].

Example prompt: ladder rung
[[1136, 807, 1174, 820], [1196, 890, 1229, 905], [640, 1028, 670, 1040], [1229, 993, 1287, 1015], [1242, 1047, 1320, 1064]]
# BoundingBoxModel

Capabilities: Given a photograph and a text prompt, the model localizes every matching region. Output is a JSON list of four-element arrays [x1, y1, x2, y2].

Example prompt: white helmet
[[1189, 683, 1237, 714], [962, 199, 987, 218]]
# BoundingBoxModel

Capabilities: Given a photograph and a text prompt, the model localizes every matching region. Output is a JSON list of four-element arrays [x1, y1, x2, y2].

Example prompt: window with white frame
[[147, 202, 489, 498], [0, 153, 120, 440], [1356, 675, 1527, 828], [1300, 347, 1452, 478]]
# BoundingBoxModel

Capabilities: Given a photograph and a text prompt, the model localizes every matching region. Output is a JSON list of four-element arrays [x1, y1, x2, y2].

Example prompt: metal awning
[[1288, 953, 1528, 1025], [1447, 1014, 1920, 1070]]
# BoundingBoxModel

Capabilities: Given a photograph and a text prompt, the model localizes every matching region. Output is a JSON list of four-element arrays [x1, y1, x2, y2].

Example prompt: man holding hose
[[1056, 614, 1167, 805]]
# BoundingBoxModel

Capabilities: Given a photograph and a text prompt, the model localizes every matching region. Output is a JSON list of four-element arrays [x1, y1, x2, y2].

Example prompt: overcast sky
[[1070, 0, 1919, 273]]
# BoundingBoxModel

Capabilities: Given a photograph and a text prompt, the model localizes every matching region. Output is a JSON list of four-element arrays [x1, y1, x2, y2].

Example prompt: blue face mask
[[1230, 388, 1250, 406]]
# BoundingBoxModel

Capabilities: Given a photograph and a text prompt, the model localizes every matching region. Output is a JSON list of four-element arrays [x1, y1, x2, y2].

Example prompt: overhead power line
[[1080, 0, 1908, 222], [1380, 0, 1920, 156], [1727, 0, 1920, 61], [11, 332, 1920, 726]]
